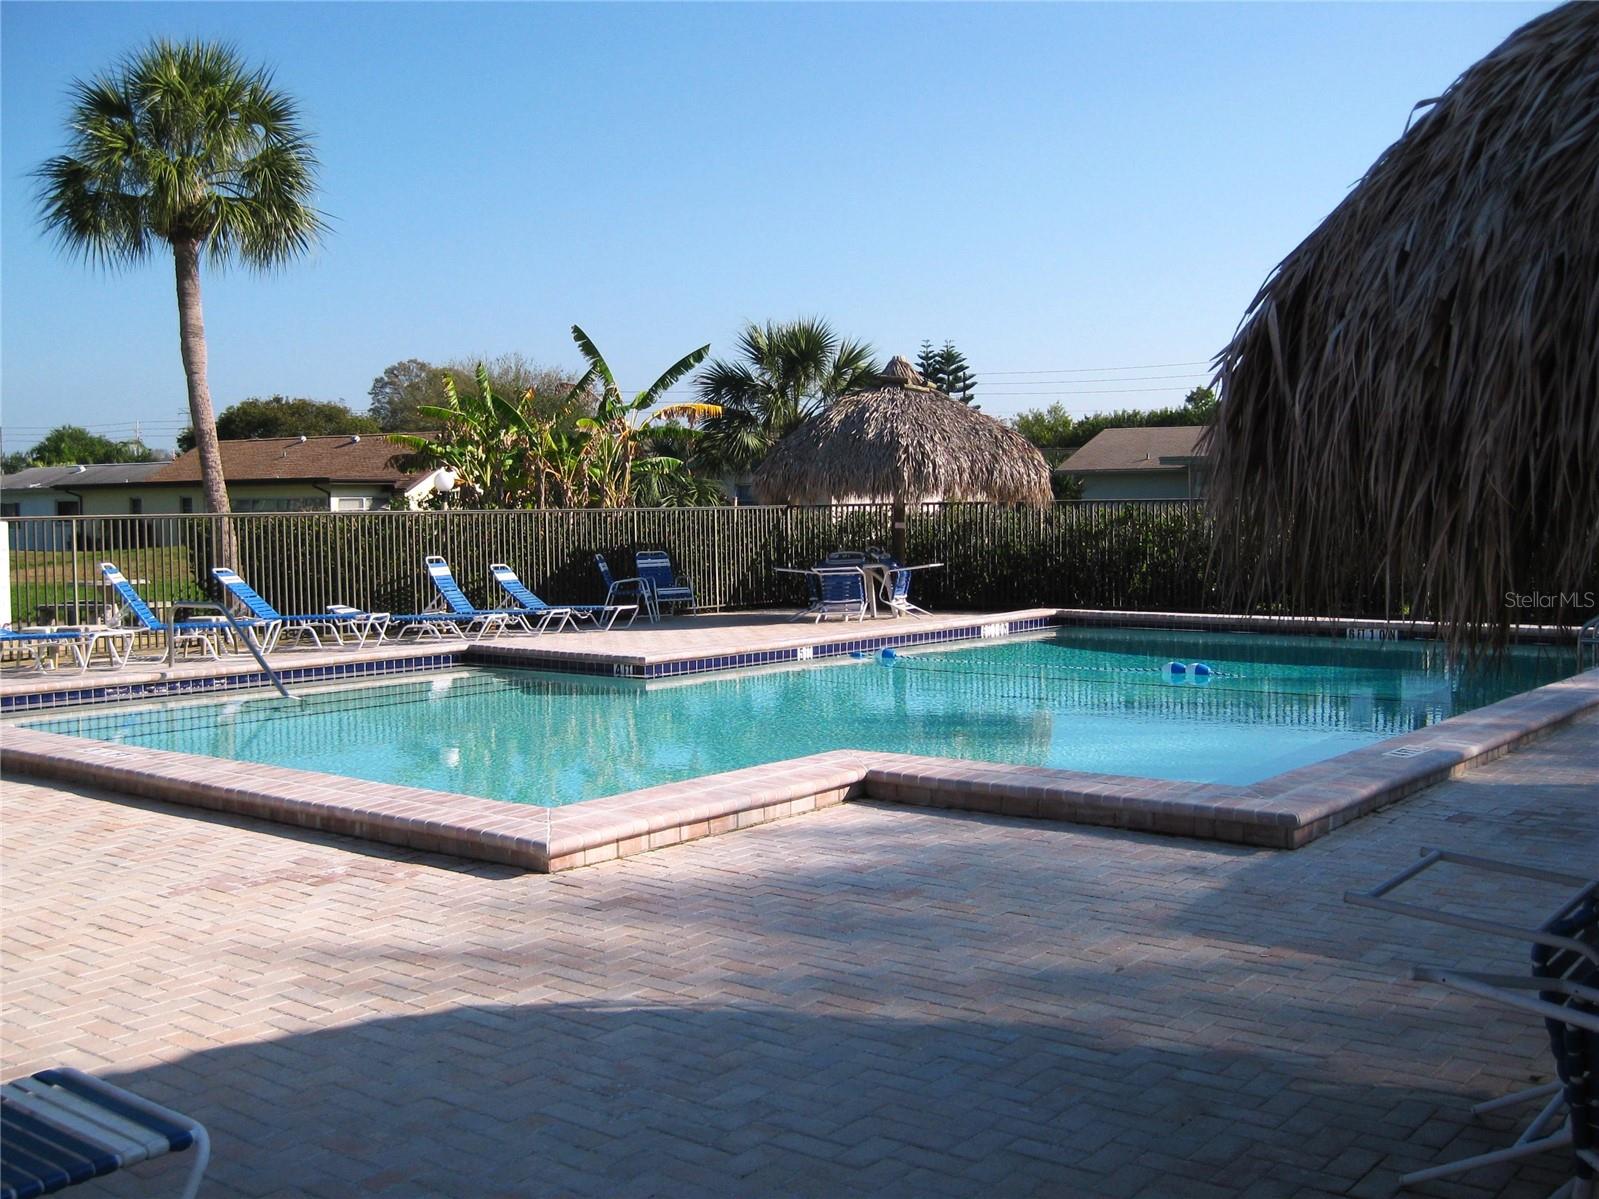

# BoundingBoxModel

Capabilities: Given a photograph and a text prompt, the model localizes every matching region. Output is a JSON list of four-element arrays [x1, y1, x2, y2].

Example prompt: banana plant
[[390, 363, 543, 507], [560, 325, 720, 508]]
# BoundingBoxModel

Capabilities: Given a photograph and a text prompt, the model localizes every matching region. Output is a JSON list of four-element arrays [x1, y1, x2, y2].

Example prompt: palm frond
[[636, 344, 710, 409], [569, 326, 619, 400], [33, 37, 324, 270]]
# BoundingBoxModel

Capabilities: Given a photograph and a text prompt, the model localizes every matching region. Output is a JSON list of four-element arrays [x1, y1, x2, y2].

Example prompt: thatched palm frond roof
[[753, 357, 1053, 505], [1206, 2, 1599, 645]]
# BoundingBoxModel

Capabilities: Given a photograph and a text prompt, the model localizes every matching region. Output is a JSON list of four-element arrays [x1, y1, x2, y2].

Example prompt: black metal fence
[[3, 502, 1223, 625]]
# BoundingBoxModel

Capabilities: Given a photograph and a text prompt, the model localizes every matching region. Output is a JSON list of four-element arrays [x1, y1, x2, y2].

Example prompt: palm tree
[[34, 39, 325, 516], [695, 319, 877, 478]]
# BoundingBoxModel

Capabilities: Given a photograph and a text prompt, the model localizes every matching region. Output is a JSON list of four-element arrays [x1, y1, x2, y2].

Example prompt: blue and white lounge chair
[[99, 562, 232, 660], [634, 550, 695, 620], [490, 564, 637, 632], [594, 554, 652, 619], [211, 568, 381, 651], [1, 626, 133, 673], [1, 1067, 209, 1199], [811, 566, 869, 622], [408, 556, 522, 641]]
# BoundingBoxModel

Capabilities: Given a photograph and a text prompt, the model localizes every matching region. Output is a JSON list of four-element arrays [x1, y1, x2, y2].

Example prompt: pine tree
[[917, 340, 977, 405]]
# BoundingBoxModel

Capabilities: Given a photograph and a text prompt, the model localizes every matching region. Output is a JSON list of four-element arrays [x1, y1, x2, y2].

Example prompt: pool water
[[22, 628, 1575, 805]]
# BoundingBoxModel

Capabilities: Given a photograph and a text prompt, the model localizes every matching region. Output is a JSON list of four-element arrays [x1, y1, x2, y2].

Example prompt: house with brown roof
[[3, 435, 441, 516], [1057, 425, 1210, 501]]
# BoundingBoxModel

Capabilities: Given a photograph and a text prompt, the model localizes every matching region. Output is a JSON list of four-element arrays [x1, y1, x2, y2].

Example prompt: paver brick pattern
[[2, 715, 1596, 1198]]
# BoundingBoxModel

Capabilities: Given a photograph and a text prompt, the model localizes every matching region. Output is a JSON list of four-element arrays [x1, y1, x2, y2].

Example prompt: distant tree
[[443, 354, 595, 430], [34, 40, 324, 515], [916, 340, 977, 405], [367, 359, 450, 431], [176, 396, 379, 451], [5, 425, 159, 472], [696, 319, 878, 474], [368, 354, 593, 432], [1183, 385, 1218, 423]]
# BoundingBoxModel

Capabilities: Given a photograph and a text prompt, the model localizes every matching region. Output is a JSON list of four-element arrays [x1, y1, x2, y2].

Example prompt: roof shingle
[[1060, 426, 1209, 473], [147, 435, 428, 486]]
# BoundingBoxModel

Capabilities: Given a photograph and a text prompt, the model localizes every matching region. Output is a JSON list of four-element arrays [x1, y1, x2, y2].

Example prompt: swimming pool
[[23, 627, 1576, 805]]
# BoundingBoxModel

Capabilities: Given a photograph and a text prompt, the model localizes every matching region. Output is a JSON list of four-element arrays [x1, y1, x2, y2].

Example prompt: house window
[[233, 497, 324, 512], [129, 498, 143, 515], [180, 497, 194, 514], [333, 496, 374, 512], [1, 503, 19, 518], [56, 500, 80, 516]]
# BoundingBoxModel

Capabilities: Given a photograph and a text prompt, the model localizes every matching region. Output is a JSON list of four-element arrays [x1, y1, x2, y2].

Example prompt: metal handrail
[[1580, 615, 1599, 668], [167, 601, 293, 700]]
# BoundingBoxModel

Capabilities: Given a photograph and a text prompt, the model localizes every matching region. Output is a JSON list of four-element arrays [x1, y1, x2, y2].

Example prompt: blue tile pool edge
[[1, 615, 1059, 711]]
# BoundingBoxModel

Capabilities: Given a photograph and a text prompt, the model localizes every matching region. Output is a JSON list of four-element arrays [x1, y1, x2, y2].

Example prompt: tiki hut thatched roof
[[752, 357, 1053, 506], [1206, 2, 1599, 647]]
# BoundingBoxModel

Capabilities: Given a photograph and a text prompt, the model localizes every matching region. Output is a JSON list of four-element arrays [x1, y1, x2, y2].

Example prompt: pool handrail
[[99, 561, 231, 660]]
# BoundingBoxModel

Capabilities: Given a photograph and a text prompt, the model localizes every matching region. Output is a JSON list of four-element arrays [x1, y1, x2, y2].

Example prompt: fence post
[[0, 520, 10, 627]]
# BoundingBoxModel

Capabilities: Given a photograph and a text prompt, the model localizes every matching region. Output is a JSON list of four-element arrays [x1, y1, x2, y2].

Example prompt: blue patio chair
[[409, 555, 523, 641], [811, 566, 869, 622], [882, 567, 929, 618], [99, 562, 230, 660], [634, 550, 696, 620], [0, 1066, 209, 1199], [0, 627, 133, 673], [594, 554, 654, 620], [490, 564, 637, 632], [212, 568, 378, 652]]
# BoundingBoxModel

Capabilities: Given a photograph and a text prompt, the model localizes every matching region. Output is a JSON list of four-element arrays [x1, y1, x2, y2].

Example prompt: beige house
[[2, 435, 439, 521], [1057, 426, 1210, 501]]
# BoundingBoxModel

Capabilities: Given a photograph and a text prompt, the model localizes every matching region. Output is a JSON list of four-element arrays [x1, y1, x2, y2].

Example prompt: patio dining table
[[777, 559, 944, 619]]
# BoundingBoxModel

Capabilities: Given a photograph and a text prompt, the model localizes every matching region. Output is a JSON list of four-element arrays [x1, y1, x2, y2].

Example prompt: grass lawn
[[8, 545, 203, 623]]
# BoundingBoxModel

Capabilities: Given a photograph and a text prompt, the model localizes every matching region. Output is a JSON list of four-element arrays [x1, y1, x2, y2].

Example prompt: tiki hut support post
[[753, 358, 1052, 554]]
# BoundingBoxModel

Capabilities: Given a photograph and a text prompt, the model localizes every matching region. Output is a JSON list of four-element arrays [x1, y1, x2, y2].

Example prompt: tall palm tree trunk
[[173, 238, 231, 515], [173, 237, 236, 571]]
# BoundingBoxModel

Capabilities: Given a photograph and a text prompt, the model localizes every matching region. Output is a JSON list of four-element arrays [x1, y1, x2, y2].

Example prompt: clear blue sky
[[1, 1, 1554, 452]]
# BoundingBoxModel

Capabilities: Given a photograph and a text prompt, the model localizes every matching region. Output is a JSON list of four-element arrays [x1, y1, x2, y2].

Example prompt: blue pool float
[[1191, 662, 1212, 677], [1166, 661, 1186, 675], [879, 648, 898, 665]]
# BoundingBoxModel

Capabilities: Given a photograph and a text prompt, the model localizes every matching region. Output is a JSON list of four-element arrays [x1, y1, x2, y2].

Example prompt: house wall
[[71, 483, 394, 515], [1074, 470, 1195, 501], [2, 492, 81, 549]]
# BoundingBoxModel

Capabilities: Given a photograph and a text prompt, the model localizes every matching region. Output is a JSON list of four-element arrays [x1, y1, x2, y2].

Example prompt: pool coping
[[0, 610, 1060, 711], [5, 642, 1596, 869]]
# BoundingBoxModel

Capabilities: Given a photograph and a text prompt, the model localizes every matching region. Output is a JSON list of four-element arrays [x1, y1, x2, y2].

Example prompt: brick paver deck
[[2, 714, 1595, 1198]]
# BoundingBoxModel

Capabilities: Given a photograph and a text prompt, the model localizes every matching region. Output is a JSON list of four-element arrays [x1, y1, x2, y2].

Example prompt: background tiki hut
[[753, 356, 1052, 560], [1206, 2, 1599, 648]]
